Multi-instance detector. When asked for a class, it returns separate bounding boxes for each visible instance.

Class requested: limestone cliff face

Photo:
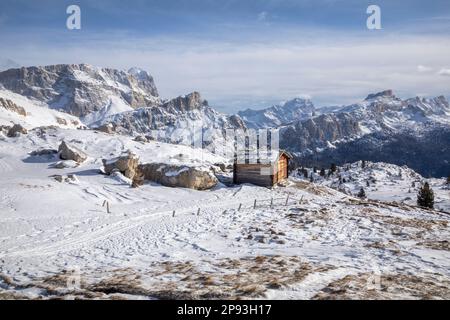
[281,113,361,151]
[0,64,160,117]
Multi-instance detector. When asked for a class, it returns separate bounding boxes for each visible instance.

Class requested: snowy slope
[0,128,449,300]
[0,88,82,129]
[295,161,450,213]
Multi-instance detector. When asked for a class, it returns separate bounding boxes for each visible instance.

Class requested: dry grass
[313,273,450,300]
[8,256,321,300]
[417,240,450,251]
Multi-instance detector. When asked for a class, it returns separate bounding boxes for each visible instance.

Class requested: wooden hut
[233,150,292,187]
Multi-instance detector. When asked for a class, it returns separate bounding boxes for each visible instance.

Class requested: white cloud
[257,11,268,21]
[2,29,450,112]
[438,68,450,76]
[417,65,433,73]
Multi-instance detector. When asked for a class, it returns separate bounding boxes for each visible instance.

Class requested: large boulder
[7,124,27,137]
[58,141,87,163]
[102,152,139,180]
[138,163,218,190]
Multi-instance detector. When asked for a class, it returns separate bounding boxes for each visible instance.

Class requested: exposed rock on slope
[102,152,140,180]
[58,141,87,163]
[138,163,218,190]
[0,98,26,116]
[7,124,27,137]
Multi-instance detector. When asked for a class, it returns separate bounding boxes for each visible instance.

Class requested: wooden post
[299,195,304,204]
[238,203,242,211]
[172,210,176,217]
[270,198,273,208]
[106,202,110,214]
[254,199,257,209]
[197,208,200,216]
[285,195,290,206]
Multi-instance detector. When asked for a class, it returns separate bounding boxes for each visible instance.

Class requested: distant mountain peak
[365,90,396,101]
[0,58,20,72]
[238,97,315,129]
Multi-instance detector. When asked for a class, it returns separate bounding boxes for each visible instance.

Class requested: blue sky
[1,0,450,112]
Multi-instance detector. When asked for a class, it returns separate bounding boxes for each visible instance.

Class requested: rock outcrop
[29,148,58,156]
[102,152,139,180]
[0,98,26,116]
[58,141,87,163]
[7,124,27,137]
[138,163,218,190]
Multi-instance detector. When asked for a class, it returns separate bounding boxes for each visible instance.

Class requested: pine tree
[417,182,434,209]
[303,169,308,179]
[320,168,326,177]
[362,160,366,169]
[330,163,337,174]
[357,187,366,199]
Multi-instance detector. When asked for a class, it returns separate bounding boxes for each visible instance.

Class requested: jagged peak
[162,91,208,112]
[364,90,396,101]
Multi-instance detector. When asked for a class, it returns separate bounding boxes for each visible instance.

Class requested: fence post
[172,210,176,217]
[254,199,257,209]
[285,195,290,206]
[238,204,242,211]
[270,198,273,208]
[197,208,200,216]
[102,200,106,207]
[299,195,304,204]
[106,202,110,214]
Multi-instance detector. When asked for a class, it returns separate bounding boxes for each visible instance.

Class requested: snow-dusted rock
[94,123,115,134]
[7,124,27,137]
[29,148,58,156]
[133,135,148,143]
[58,141,87,163]
[102,151,140,180]
[52,174,79,184]
[52,160,79,169]
[139,163,218,190]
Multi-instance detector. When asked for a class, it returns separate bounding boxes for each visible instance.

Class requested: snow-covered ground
[0,129,449,300]
[295,161,450,213]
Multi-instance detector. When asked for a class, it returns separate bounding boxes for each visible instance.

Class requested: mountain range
[0,64,449,177]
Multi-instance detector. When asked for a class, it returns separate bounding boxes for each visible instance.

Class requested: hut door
[278,156,287,180]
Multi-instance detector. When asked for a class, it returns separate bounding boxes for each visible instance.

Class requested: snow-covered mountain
[0,64,246,148]
[95,91,246,148]
[238,97,315,129]
[0,64,160,118]
[282,90,450,177]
